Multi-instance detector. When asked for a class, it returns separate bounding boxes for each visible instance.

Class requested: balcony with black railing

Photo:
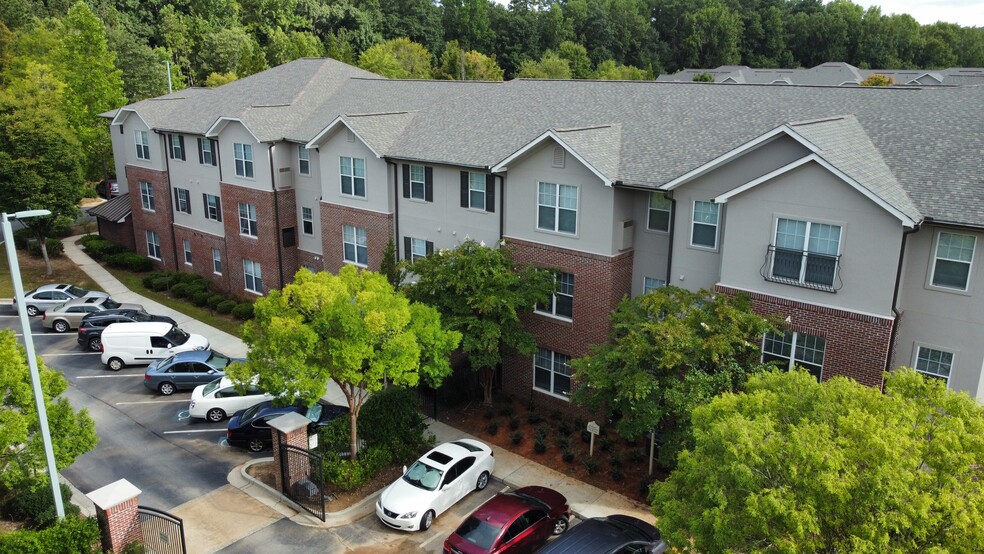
[761,245,841,292]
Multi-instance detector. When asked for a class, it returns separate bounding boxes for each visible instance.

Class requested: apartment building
[99,58,984,405]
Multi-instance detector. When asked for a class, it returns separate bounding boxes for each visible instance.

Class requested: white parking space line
[162,429,227,435]
[115,399,189,405]
[75,374,144,379]
[43,352,101,357]
[13,333,74,337]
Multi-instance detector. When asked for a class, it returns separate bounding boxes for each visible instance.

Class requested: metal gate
[138,506,186,554]
[279,443,326,521]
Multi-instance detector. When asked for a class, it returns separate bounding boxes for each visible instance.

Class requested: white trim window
[408,237,429,263]
[342,225,367,266]
[762,331,825,382]
[648,193,671,232]
[174,188,191,214]
[183,240,192,265]
[643,277,666,294]
[212,248,222,275]
[169,134,185,160]
[243,259,263,294]
[234,143,254,178]
[301,207,314,235]
[468,172,487,210]
[340,156,366,197]
[931,232,975,291]
[691,201,719,248]
[536,271,574,319]
[204,194,222,222]
[534,347,572,398]
[199,138,215,166]
[298,147,310,175]
[238,203,258,237]
[139,181,155,211]
[146,231,161,260]
[135,130,150,160]
[914,346,953,385]
[409,164,426,200]
[537,182,578,234]
[771,218,841,288]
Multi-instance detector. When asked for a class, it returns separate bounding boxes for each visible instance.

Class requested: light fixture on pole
[1,209,65,521]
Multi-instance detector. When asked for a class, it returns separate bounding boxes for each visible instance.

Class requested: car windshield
[66,285,88,297]
[239,402,265,423]
[205,351,233,369]
[158,355,175,368]
[102,299,121,309]
[52,302,67,311]
[164,327,190,345]
[454,517,502,551]
[131,311,151,322]
[402,460,444,491]
[202,378,223,397]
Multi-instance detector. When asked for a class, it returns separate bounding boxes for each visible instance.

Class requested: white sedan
[188,377,274,422]
[376,439,494,532]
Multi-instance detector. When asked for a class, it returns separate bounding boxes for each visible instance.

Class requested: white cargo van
[100,321,209,371]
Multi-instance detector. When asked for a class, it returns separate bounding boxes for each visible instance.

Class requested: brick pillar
[269,412,312,493]
[86,479,142,553]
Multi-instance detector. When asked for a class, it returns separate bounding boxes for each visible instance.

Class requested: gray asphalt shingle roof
[86,193,131,222]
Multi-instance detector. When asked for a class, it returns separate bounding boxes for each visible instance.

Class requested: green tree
[231,267,460,459]
[0,330,98,488]
[571,287,777,466]
[514,49,571,78]
[592,59,652,80]
[860,73,895,86]
[0,62,84,275]
[378,237,405,288]
[204,71,238,87]
[692,71,714,82]
[681,0,744,68]
[652,369,984,553]
[557,40,592,79]
[405,239,554,405]
[432,40,504,80]
[357,37,433,78]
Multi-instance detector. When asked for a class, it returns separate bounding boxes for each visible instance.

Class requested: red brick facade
[271,425,309,493]
[172,226,231,292]
[502,238,634,405]
[125,165,173,271]
[297,249,325,273]
[96,217,135,252]
[716,285,894,388]
[320,202,394,274]
[95,495,141,552]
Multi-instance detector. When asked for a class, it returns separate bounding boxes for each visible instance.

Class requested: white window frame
[913,345,954,386]
[342,225,368,266]
[340,156,366,198]
[770,218,841,288]
[535,271,574,320]
[205,194,221,222]
[234,143,254,178]
[238,203,258,237]
[647,193,671,233]
[409,164,426,200]
[690,200,719,249]
[135,130,150,160]
[200,139,214,165]
[212,248,222,275]
[175,188,191,214]
[409,237,428,263]
[762,330,825,381]
[468,172,486,210]
[533,347,572,399]
[183,239,192,265]
[243,259,263,294]
[139,181,155,211]
[643,277,666,294]
[301,207,314,235]
[169,134,184,160]
[298,147,310,176]
[537,182,578,235]
[146,231,161,260]
[930,231,976,292]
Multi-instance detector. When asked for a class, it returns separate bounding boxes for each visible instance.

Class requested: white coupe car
[376,439,495,532]
[188,376,274,422]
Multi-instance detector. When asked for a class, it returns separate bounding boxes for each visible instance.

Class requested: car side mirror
[402,465,408,475]
[166,343,173,349]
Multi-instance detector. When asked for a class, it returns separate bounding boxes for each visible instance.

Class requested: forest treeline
[2,0,983,103]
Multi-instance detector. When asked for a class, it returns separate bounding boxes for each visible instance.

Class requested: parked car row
[18,283,109,317]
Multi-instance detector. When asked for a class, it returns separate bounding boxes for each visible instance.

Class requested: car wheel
[206,408,226,422]
[248,438,266,453]
[87,337,102,352]
[53,320,69,333]
[553,515,570,535]
[26,305,39,317]
[475,471,489,491]
[158,382,176,396]
[420,510,435,531]
[107,357,124,371]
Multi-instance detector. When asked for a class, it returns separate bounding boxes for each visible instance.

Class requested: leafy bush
[27,238,64,257]
[610,452,623,469]
[79,234,101,248]
[232,302,254,320]
[0,514,100,553]
[508,417,520,431]
[192,290,211,307]
[142,271,167,289]
[609,467,624,482]
[359,387,433,462]
[0,480,80,529]
[498,405,515,417]
[322,447,393,491]
[584,457,599,475]
[600,437,615,453]
[485,421,499,435]
[13,228,34,249]
[170,283,190,298]
[107,252,153,272]
[533,437,547,454]
[207,294,226,310]
[526,412,543,424]
[81,237,126,260]
[150,276,173,291]
[629,449,645,463]
[558,421,573,436]
[216,299,237,314]
[175,272,206,285]
[555,436,571,450]
[535,425,550,443]
[562,448,575,463]
[511,431,523,445]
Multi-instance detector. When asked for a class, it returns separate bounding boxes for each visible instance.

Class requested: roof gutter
[886,223,921,378]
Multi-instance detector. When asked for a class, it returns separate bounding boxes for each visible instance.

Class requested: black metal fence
[138,506,186,554]
[279,443,326,521]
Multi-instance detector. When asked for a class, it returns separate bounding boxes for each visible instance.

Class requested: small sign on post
[586,421,601,456]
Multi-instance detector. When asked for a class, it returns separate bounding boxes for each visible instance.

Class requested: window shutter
[486,174,496,213]
[424,167,433,202]
[197,138,204,164]
[402,164,410,198]
[460,172,468,208]
[174,188,180,207]
[186,191,191,214]
[215,197,222,222]
[167,134,174,159]
[425,241,434,255]
[210,140,218,166]
[403,237,411,260]
[202,193,208,215]
[178,136,186,161]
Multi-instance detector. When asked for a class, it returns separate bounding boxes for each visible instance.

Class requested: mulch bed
[246,459,404,512]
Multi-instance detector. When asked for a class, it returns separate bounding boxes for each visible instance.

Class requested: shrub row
[139,271,255,320]
[0,515,100,553]
[79,235,127,261]
[26,238,64,258]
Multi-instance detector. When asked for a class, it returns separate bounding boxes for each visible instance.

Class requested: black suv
[77,310,177,351]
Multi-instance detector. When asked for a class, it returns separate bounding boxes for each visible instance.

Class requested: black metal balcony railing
[761,246,841,292]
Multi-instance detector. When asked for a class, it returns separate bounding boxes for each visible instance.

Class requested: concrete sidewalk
[60,234,655,550]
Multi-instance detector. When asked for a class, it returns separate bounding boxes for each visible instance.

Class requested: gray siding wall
[168,134,223,237]
[317,130,390,214]
[109,124,129,193]
[124,117,166,173]
[293,143,323,255]
[630,189,671,296]
[218,124,270,192]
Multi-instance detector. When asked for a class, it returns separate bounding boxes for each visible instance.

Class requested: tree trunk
[40,239,52,276]
[479,366,494,406]
[349,409,359,461]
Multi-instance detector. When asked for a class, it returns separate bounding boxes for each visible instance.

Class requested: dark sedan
[444,486,571,554]
[143,349,243,396]
[77,310,178,351]
[533,515,667,554]
[226,399,349,453]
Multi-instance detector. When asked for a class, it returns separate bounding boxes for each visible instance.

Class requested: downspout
[664,192,676,286]
[157,130,180,271]
[495,174,505,240]
[886,223,921,375]
[269,143,285,290]
[215,137,231,292]
[387,159,399,257]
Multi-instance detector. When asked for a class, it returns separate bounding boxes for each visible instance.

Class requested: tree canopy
[651,368,984,553]
[232,266,461,459]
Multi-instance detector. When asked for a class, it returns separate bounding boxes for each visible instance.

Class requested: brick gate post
[86,479,142,553]
[269,412,312,493]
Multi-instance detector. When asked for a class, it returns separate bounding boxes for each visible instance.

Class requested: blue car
[143,349,243,396]
[226,399,349,452]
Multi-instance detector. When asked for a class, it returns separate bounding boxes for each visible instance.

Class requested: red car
[444,486,571,554]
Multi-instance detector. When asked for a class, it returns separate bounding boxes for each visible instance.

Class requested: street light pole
[1,210,65,521]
